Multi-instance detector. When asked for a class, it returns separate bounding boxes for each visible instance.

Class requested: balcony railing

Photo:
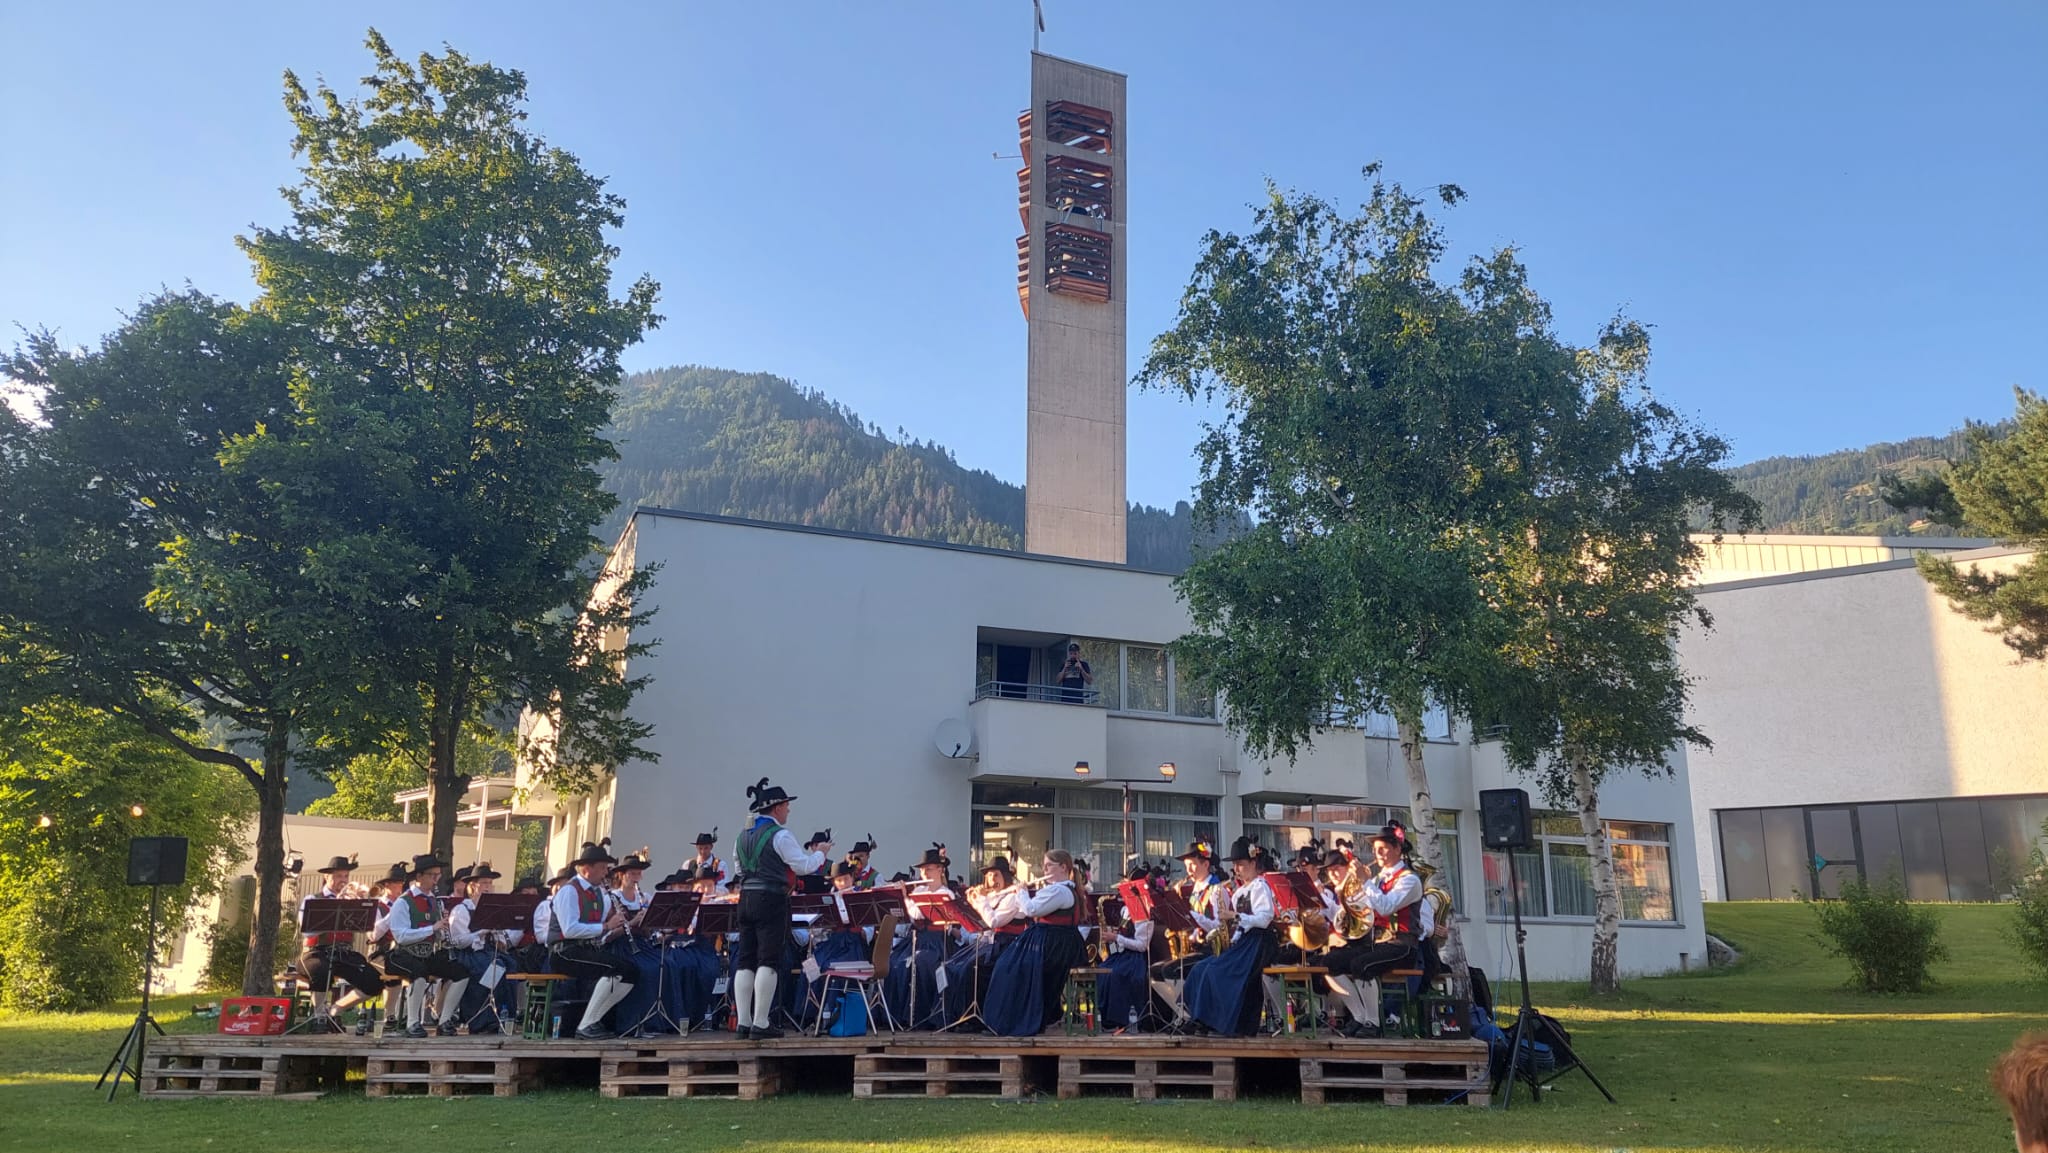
[974,680,1103,707]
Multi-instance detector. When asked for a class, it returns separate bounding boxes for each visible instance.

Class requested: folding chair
[811,914,898,1035]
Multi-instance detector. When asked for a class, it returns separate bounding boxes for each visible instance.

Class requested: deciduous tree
[237,32,662,864]
[1137,169,1587,994]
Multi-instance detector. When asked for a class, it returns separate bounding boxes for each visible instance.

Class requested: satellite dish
[933,718,973,759]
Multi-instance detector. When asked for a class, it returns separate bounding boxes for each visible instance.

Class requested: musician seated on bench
[550,843,637,1040]
[385,854,473,1038]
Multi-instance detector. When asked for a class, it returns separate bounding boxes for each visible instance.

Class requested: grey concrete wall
[1024,52,1126,564]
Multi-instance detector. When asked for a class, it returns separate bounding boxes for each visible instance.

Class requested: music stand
[283,899,378,1035]
[909,891,987,1031]
[626,892,701,1036]
[692,902,739,1029]
[451,895,533,1033]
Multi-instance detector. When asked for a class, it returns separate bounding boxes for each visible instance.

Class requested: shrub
[2002,820,2048,980]
[1810,869,1946,993]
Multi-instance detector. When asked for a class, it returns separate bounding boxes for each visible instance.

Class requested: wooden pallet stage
[140,1030,1489,1105]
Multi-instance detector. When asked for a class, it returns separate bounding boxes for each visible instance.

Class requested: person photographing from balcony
[734,777,829,1040]
[1057,642,1094,703]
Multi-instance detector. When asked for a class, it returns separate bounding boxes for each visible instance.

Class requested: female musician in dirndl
[939,856,1023,1024]
[981,849,1087,1037]
[1097,865,1167,1032]
[799,860,875,1029]
[883,844,954,1029]
[1181,837,1278,1036]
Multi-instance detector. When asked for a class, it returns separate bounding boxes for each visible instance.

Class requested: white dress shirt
[533,894,557,944]
[1113,918,1154,954]
[552,877,609,942]
[1231,876,1275,937]
[388,886,438,946]
[1361,865,1422,919]
[1017,879,1076,919]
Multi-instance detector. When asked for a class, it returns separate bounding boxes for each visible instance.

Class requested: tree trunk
[241,718,290,996]
[1572,752,1622,995]
[1396,709,1470,998]
[425,677,467,882]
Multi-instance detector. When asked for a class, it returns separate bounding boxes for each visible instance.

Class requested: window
[1485,815,1676,923]
[971,783,1217,883]
[1124,646,1170,713]
[1716,794,2048,902]
[1243,802,1464,912]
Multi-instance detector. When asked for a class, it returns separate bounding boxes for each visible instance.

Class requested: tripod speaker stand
[1478,789,1615,1110]
[100,837,187,1100]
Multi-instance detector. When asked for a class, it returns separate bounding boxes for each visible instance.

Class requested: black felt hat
[693,830,718,847]
[616,854,651,873]
[830,859,861,880]
[315,854,358,875]
[1223,836,1259,864]
[917,842,950,869]
[549,865,576,885]
[1175,840,1213,862]
[450,864,474,886]
[407,853,447,878]
[746,777,796,814]
[376,861,410,885]
[849,837,877,855]
[981,856,1016,881]
[572,842,617,867]
[466,861,503,882]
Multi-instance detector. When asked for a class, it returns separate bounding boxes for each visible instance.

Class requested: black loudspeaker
[1478,788,1533,850]
[126,836,189,887]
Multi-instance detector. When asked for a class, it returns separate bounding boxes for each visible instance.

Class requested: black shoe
[574,1025,616,1041]
[353,1017,373,1036]
[735,1025,754,1040]
[406,1024,428,1039]
[750,1024,784,1040]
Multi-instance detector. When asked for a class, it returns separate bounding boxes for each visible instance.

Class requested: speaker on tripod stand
[1474,788,1615,1109]
[99,836,187,1099]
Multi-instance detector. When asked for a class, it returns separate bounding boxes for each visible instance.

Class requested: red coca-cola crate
[219,996,292,1035]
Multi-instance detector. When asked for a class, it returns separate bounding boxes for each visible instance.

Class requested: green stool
[1063,967,1109,1036]
[513,973,570,1040]
[1263,964,1329,1037]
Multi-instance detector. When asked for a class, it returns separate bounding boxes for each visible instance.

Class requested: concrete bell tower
[1017,53,1126,564]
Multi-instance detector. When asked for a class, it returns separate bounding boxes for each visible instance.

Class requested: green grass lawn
[2,902,2041,1153]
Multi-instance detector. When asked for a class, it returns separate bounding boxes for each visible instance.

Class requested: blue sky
[3,2,2042,510]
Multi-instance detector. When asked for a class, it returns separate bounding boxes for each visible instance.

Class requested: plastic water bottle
[1127,1006,1139,1032]
[550,1013,562,1040]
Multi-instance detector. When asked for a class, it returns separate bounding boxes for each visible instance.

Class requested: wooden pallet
[1299,1047,1490,1106]
[365,1053,541,1098]
[852,1052,1039,1098]
[599,1049,780,1099]
[1058,1053,1237,1101]
[143,1050,328,1098]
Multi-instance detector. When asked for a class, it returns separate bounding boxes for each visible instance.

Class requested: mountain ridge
[595,365,1982,569]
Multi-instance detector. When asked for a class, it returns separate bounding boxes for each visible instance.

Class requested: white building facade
[1680,545,2048,903]
[520,508,1709,982]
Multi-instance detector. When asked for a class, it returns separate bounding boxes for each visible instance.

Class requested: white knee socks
[407,979,429,1028]
[750,966,778,1029]
[732,969,755,1025]
[578,975,634,1032]
[437,978,469,1027]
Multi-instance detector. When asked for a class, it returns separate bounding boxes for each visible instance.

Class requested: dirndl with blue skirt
[1183,927,1276,1036]
[982,923,1086,1037]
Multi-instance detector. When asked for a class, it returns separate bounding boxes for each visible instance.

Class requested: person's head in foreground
[1996,1031,2048,1153]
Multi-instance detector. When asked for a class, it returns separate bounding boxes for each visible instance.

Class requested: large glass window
[1484,815,1675,923]
[1244,801,1463,912]
[971,783,1216,883]
[1715,794,2048,902]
